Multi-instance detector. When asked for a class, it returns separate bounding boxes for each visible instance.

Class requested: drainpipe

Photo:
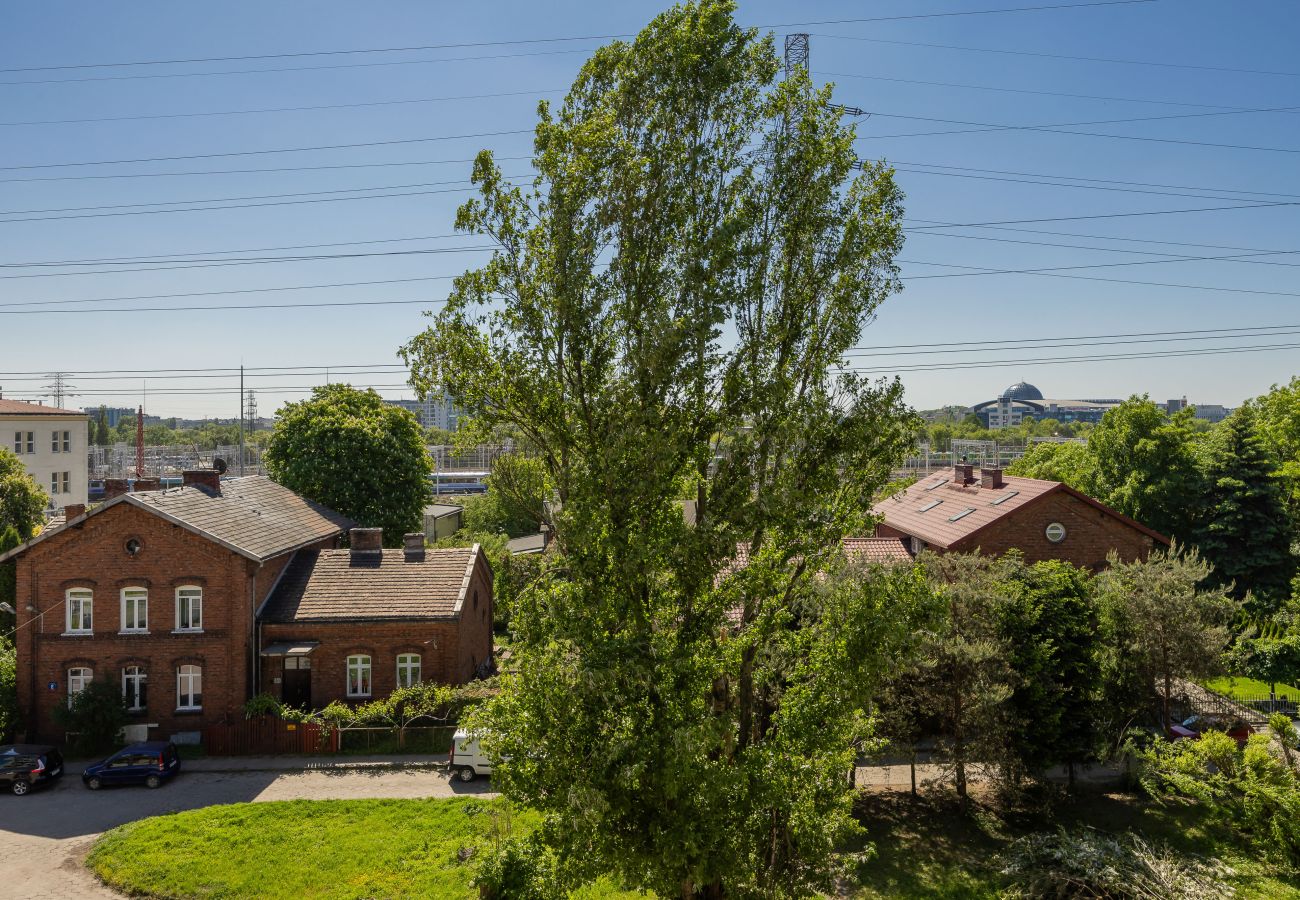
[28,569,38,742]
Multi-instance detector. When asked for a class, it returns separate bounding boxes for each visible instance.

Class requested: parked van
[449,729,493,782]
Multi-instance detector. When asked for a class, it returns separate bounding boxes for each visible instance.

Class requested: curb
[185,758,450,775]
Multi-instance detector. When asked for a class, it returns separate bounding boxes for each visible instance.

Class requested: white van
[450,729,493,782]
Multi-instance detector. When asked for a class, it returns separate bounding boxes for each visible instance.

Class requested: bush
[0,641,18,742]
[52,679,129,754]
[999,827,1234,899]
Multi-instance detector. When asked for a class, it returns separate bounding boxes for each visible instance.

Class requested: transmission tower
[243,389,258,433]
[43,372,73,408]
[783,33,809,77]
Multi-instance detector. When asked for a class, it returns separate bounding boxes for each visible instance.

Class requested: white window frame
[65,589,92,634]
[123,666,147,712]
[24,431,33,454]
[61,471,70,495]
[396,653,421,688]
[61,430,70,452]
[176,665,202,711]
[175,586,203,633]
[51,430,60,453]
[11,432,20,454]
[50,473,59,495]
[68,667,91,707]
[346,655,372,698]
[120,587,148,633]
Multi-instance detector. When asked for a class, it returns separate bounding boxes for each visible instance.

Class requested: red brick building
[0,474,493,744]
[872,465,1168,568]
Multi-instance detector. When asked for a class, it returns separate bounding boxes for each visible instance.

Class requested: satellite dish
[213,457,229,475]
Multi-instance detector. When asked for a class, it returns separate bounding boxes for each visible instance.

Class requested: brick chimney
[104,478,130,500]
[952,463,974,485]
[182,469,222,494]
[350,528,383,557]
[132,478,160,493]
[980,467,1004,489]
[63,503,85,521]
[403,532,426,562]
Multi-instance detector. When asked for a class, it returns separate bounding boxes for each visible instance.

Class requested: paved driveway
[0,765,496,900]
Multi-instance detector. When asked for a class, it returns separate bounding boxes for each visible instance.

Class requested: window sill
[346,695,372,700]
[171,629,204,635]
[174,708,203,715]
[118,630,150,636]
[61,631,93,637]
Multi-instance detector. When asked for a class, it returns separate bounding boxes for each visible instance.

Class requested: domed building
[971,382,1121,429]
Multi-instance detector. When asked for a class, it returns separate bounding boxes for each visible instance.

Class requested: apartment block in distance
[1,399,89,512]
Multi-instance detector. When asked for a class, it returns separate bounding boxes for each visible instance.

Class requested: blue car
[82,741,181,790]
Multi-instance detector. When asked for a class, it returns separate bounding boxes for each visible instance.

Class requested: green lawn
[88,792,1299,899]
[1204,675,1300,700]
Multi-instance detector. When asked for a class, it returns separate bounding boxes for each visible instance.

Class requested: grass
[88,791,1300,899]
[1204,675,1300,700]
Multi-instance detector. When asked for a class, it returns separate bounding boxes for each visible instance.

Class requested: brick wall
[12,501,341,742]
[952,489,1159,568]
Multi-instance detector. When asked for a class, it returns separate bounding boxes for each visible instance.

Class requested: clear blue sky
[1,0,1297,418]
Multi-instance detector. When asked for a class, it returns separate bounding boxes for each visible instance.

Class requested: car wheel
[144,775,162,789]
[457,766,476,783]
[10,780,30,796]
[85,777,102,791]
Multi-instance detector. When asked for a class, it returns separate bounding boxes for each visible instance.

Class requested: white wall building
[1,399,89,513]
[386,391,463,432]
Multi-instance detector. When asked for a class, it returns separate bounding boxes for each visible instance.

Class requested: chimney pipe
[349,528,383,555]
[980,467,1004,489]
[182,469,221,494]
[952,463,974,485]
[403,532,425,561]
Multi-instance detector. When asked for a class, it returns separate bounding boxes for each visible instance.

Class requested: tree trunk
[1162,670,1172,734]
[910,749,917,796]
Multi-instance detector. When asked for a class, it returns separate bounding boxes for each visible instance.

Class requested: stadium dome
[1000,381,1044,401]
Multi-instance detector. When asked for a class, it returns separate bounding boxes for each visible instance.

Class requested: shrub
[999,827,1234,899]
[52,679,129,754]
[0,641,18,742]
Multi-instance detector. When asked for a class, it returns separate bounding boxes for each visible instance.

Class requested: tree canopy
[0,447,47,540]
[403,3,919,894]
[263,384,431,545]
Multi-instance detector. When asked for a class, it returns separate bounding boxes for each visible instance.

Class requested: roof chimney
[349,527,383,558]
[104,478,130,500]
[403,532,425,562]
[63,503,85,521]
[952,463,974,485]
[182,469,221,494]
[979,467,1004,489]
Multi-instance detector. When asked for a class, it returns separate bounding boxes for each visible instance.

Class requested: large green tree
[263,384,431,545]
[402,4,917,894]
[1246,376,1300,517]
[1006,439,1098,491]
[0,447,47,540]
[1194,409,1295,608]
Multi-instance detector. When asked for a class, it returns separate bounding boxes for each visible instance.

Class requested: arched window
[68,667,91,707]
[346,655,372,698]
[176,665,202,711]
[175,586,203,632]
[120,587,148,633]
[65,589,92,634]
[396,653,421,688]
[123,666,147,711]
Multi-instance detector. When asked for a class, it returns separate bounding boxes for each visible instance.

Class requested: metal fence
[336,725,456,755]
[88,444,264,479]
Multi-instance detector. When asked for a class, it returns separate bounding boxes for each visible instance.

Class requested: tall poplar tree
[402,3,917,894]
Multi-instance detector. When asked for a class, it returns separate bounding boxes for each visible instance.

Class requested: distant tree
[0,448,47,539]
[264,384,431,546]
[93,407,110,446]
[1097,548,1235,733]
[1006,440,1098,492]
[1087,397,1202,542]
[1194,409,1295,608]
[0,525,19,631]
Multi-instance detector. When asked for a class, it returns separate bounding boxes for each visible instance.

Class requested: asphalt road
[0,766,496,900]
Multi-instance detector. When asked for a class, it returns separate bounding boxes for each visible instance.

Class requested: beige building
[1,399,89,513]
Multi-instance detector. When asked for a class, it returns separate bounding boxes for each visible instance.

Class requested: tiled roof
[128,476,354,561]
[260,546,479,623]
[843,537,913,562]
[0,399,87,417]
[873,473,1059,549]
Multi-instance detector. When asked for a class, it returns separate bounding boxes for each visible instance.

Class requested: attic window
[947,507,976,522]
[917,499,943,513]
[989,490,1020,506]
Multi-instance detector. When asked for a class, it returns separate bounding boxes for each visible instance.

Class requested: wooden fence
[205,717,339,756]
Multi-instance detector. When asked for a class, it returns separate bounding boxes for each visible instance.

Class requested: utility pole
[238,365,245,476]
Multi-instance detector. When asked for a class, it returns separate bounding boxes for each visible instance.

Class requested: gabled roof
[0,399,87,417]
[872,472,1168,549]
[0,476,354,565]
[259,545,481,623]
[842,537,913,562]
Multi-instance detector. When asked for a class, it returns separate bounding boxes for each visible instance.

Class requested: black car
[0,744,64,796]
[82,741,181,790]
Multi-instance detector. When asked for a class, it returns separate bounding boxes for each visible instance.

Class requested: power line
[840,341,1300,374]
[0,296,452,316]
[905,201,1300,230]
[848,322,1300,353]
[0,155,533,184]
[808,30,1300,79]
[845,328,1300,358]
[0,2,1154,74]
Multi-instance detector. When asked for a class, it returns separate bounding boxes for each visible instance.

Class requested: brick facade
[258,556,493,710]
[12,501,339,742]
[950,489,1158,568]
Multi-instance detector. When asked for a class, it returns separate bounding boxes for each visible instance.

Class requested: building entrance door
[282,656,312,710]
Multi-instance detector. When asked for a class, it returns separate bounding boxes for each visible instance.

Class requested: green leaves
[262,384,431,546]
[0,447,47,540]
